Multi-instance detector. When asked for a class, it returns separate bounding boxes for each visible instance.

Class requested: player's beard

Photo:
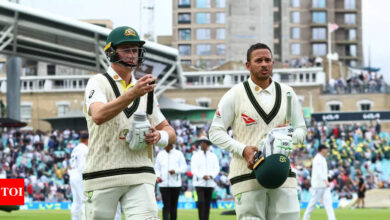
[254,69,271,81]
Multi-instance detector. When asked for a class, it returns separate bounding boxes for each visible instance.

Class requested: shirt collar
[107,66,137,85]
[107,66,121,81]
[248,77,274,94]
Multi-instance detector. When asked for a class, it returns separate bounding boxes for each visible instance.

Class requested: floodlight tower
[140,0,155,42]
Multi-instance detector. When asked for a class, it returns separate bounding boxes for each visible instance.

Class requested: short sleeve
[84,76,108,115]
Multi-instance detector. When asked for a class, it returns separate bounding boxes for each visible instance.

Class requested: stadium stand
[0,118,389,207]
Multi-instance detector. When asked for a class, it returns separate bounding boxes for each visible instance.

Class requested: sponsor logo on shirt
[88,90,95,99]
[241,113,257,126]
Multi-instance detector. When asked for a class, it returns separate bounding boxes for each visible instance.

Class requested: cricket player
[303,145,336,220]
[82,26,176,220]
[69,132,89,220]
[69,133,122,220]
[209,43,307,220]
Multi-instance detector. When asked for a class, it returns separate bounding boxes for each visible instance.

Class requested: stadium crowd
[0,129,79,202]
[0,118,389,203]
[327,72,387,94]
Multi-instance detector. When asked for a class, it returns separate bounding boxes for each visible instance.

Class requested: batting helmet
[253,153,290,189]
[104,26,145,65]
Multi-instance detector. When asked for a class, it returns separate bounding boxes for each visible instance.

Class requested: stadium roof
[0,1,183,93]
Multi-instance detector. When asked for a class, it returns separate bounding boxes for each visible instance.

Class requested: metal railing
[323,82,390,95]
[0,75,90,93]
[182,67,326,89]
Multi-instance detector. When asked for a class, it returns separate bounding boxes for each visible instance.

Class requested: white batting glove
[126,114,151,151]
[259,126,294,157]
[292,127,306,144]
[273,133,293,156]
[258,133,274,158]
[126,127,151,150]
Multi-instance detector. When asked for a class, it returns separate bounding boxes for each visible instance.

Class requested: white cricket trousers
[84,183,159,220]
[302,187,336,220]
[235,188,300,220]
[71,174,85,220]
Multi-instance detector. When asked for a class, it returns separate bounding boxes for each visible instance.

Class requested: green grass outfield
[0,209,389,220]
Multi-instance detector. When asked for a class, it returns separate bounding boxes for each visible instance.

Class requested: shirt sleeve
[209,89,246,156]
[210,153,220,178]
[320,158,328,181]
[150,94,166,127]
[154,153,162,178]
[313,157,327,182]
[290,89,307,144]
[190,153,204,180]
[84,76,108,115]
[176,151,187,174]
[78,147,88,173]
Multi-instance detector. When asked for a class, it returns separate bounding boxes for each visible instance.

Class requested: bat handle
[286,92,292,125]
[146,81,155,115]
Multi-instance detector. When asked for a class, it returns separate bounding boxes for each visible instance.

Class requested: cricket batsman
[209,43,307,220]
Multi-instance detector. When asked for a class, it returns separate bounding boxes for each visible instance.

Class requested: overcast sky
[15,0,390,82]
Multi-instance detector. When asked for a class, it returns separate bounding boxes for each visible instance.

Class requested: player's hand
[325,180,330,187]
[169,170,175,175]
[157,177,162,183]
[130,75,156,98]
[243,146,258,170]
[203,175,209,180]
[145,127,160,145]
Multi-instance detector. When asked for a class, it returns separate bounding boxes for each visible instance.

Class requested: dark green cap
[104,26,145,51]
[253,154,290,189]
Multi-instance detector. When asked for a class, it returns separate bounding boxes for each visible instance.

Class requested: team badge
[88,90,95,99]
[124,28,137,37]
[87,191,93,203]
[236,193,242,205]
[241,113,257,126]
[279,155,287,163]
[119,129,129,140]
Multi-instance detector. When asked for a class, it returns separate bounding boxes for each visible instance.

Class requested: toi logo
[0,179,24,205]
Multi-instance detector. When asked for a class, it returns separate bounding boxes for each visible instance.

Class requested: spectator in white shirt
[155,144,187,220]
[191,136,220,220]
[0,167,6,179]
[303,145,336,220]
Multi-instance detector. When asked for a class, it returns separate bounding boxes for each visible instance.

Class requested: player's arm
[79,149,88,173]
[145,95,176,147]
[210,154,220,179]
[290,89,307,144]
[317,159,328,186]
[88,75,156,125]
[176,152,187,174]
[360,181,365,191]
[154,153,162,177]
[209,89,247,156]
[209,89,258,169]
[190,153,204,180]
[144,120,176,147]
